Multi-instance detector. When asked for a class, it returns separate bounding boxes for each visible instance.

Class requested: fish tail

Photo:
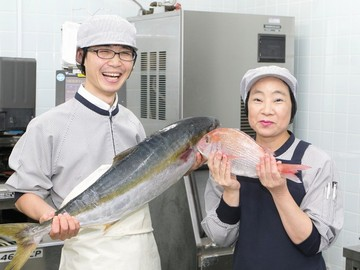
[0,223,39,270]
[278,164,311,183]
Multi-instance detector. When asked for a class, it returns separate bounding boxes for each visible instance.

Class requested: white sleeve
[300,146,343,252]
[6,119,53,199]
[201,175,239,247]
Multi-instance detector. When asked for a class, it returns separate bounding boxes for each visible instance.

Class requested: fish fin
[278,164,311,183]
[112,145,137,165]
[0,223,39,270]
[103,222,118,233]
[6,242,37,270]
[180,148,193,160]
[281,173,302,183]
[225,154,240,160]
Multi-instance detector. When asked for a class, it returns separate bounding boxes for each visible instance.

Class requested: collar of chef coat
[76,85,119,116]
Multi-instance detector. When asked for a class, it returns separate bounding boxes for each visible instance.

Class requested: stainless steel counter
[0,136,21,148]
[0,184,15,210]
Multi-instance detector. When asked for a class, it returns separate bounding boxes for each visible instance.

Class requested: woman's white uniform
[6,86,161,269]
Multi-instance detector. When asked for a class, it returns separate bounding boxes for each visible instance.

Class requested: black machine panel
[0,57,36,132]
[258,34,286,63]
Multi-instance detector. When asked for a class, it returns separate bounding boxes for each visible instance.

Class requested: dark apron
[233,140,326,270]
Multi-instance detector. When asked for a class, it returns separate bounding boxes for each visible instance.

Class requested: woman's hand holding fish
[256,153,287,193]
[256,153,314,244]
[40,211,80,241]
[208,151,240,207]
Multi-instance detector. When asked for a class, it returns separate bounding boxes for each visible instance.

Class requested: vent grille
[140,51,167,120]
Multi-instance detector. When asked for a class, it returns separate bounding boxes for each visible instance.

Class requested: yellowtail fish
[196,127,310,183]
[0,116,220,270]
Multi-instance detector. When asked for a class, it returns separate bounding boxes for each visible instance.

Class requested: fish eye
[205,135,210,143]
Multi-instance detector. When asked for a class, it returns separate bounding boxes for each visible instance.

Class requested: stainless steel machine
[0,57,63,270]
[127,10,295,270]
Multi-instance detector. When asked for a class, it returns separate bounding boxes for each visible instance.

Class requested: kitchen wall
[0,0,359,269]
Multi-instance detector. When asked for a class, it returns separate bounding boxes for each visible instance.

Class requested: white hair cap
[76,15,137,50]
[240,65,297,102]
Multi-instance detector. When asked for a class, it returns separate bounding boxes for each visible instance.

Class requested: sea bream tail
[0,223,40,270]
[278,164,311,183]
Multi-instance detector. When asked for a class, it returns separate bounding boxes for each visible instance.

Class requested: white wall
[1,0,359,269]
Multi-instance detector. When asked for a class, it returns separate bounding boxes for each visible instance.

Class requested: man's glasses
[88,48,137,62]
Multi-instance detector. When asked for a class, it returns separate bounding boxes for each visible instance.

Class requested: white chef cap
[76,15,137,50]
[240,65,297,102]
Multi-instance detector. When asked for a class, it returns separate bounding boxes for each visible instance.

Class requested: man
[6,15,161,269]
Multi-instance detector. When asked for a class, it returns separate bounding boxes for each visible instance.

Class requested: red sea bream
[196,127,310,182]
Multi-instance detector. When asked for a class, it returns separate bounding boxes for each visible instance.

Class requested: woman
[201,66,343,269]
